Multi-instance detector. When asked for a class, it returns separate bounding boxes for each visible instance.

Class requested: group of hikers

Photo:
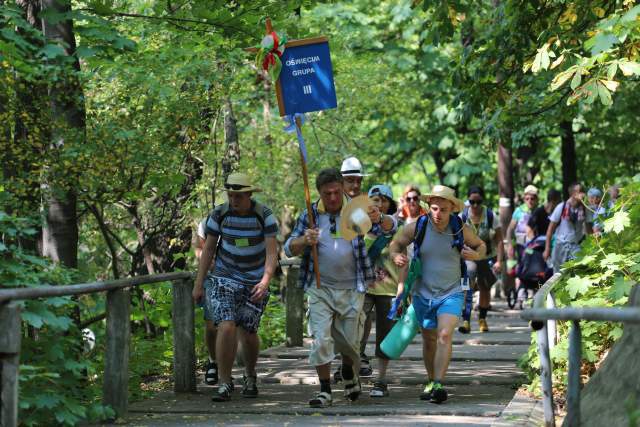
[191,157,616,407]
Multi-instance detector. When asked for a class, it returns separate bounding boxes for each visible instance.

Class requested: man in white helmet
[341,157,368,198]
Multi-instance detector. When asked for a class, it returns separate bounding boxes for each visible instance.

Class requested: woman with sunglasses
[399,185,427,224]
[458,186,504,333]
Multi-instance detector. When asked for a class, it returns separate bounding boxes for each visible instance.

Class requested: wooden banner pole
[295,115,321,289]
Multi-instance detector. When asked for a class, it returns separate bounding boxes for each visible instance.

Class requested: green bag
[380,259,422,360]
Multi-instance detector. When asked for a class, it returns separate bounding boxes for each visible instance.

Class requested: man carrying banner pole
[284,168,395,408]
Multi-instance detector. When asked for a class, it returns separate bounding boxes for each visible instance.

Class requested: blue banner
[279,40,338,115]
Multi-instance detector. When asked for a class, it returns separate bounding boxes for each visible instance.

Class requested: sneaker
[479,318,489,333]
[458,320,471,334]
[420,381,434,400]
[369,381,389,397]
[309,391,332,408]
[212,382,233,402]
[204,361,218,385]
[343,377,361,401]
[430,382,448,404]
[241,375,258,398]
[359,359,373,377]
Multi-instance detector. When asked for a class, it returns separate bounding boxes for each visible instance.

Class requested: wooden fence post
[103,288,130,418]
[172,278,196,392]
[0,302,21,427]
[285,266,304,347]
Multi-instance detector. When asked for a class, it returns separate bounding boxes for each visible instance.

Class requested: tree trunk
[497,142,515,294]
[560,120,577,199]
[40,0,84,270]
[221,97,240,181]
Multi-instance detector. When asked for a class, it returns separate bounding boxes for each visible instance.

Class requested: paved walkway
[126,300,536,426]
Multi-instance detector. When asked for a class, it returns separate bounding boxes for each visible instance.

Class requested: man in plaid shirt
[284,168,395,408]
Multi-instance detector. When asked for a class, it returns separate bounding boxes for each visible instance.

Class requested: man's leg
[433,314,458,380]
[238,328,259,377]
[332,290,365,401]
[204,320,218,385]
[207,277,239,400]
[205,321,217,360]
[308,287,336,407]
[421,328,437,380]
[216,320,238,385]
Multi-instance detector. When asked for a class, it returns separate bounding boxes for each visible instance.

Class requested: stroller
[507,235,552,309]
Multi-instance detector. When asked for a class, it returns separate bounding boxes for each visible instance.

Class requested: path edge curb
[491,386,544,426]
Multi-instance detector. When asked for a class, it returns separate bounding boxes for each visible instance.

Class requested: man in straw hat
[193,172,279,402]
[390,185,486,403]
[284,168,395,408]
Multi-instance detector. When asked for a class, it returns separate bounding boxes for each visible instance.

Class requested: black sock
[479,308,488,319]
[320,379,331,394]
[341,364,354,380]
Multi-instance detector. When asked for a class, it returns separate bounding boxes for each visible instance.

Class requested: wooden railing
[0,259,304,427]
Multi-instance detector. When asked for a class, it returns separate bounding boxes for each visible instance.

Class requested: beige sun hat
[421,185,465,213]
[340,195,373,241]
[224,173,262,193]
[524,184,539,196]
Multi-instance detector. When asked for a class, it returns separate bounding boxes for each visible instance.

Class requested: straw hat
[340,195,373,241]
[524,184,538,196]
[421,185,465,213]
[224,173,262,193]
[340,157,369,177]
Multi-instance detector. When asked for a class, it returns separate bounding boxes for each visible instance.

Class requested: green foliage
[0,212,114,425]
[520,179,640,394]
[258,294,288,350]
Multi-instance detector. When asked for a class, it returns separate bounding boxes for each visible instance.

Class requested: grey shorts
[205,276,270,333]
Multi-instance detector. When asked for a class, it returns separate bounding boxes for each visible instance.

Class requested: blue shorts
[412,291,464,330]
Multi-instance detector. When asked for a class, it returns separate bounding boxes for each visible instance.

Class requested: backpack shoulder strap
[214,202,230,229]
[449,214,465,251]
[413,214,429,260]
[461,207,469,224]
[487,207,494,229]
[252,200,267,229]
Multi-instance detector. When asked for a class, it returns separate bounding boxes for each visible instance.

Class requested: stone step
[125,413,500,427]
[129,383,515,418]
[261,343,529,362]
[253,358,524,386]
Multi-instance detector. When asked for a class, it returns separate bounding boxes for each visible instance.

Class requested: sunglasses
[225,183,249,191]
[405,196,420,202]
[468,199,483,206]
